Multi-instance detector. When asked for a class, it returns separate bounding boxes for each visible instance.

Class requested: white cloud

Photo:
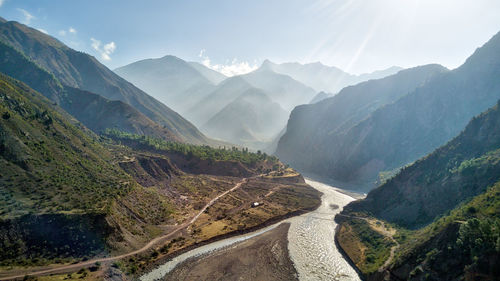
[0,0,5,7]
[59,27,76,37]
[103,41,116,54]
[59,27,76,36]
[90,38,116,61]
[199,50,257,77]
[37,28,48,34]
[17,8,34,24]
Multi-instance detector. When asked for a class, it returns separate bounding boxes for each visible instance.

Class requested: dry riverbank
[162,223,297,281]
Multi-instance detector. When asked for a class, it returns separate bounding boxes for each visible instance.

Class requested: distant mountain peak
[258,59,276,71]
[159,54,183,62]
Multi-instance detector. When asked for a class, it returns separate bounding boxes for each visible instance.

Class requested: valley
[1,4,500,281]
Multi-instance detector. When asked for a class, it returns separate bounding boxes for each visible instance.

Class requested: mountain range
[0,18,322,277]
[261,59,402,94]
[116,55,400,149]
[114,55,225,115]
[0,40,181,142]
[0,18,209,144]
[276,30,500,190]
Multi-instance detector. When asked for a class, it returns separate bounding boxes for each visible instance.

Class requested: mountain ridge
[0,19,208,144]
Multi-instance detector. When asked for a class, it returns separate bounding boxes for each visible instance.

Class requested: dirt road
[0,177,251,281]
[336,213,400,272]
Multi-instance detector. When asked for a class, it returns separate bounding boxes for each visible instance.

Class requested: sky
[1,0,500,75]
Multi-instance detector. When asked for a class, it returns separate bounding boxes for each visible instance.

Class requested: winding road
[0,177,251,281]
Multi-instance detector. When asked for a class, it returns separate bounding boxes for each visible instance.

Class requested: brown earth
[163,223,298,281]
[0,144,321,280]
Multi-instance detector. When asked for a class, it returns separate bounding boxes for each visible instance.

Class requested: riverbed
[140,178,361,281]
[287,179,361,280]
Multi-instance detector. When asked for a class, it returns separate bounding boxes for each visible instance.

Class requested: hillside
[0,73,130,218]
[263,60,402,94]
[336,102,500,280]
[0,18,208,144]
[114,56,219,114]
[0,40,181,141]
[201,88,289,148]
[0,73,321,279]
[276,64,448,188]
[0,73,145,264]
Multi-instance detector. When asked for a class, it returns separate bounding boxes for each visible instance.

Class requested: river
[140,178,361,281]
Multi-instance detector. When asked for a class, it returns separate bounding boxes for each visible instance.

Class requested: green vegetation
[346,102,500,228]
[339,102,500,280]
[346,220,395,274]
[0,74,131,218]
[391,182,500,279]
[0,19,209,144]
[105,128,279,166]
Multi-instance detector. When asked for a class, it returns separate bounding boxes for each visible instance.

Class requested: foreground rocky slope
[0,73,321,280]
[336,102,500,280]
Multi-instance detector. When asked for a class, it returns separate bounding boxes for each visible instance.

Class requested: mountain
[186,76,253,126]
[241,67,317,111]
[0,71,321,274]
[187,68,315,148]
[114,56,221,114]
[336,102,500,280]
[0,72,144,261]
[345,101,500,228]
[0,18,208,144]
[276,64,448,188]
[0,40,181,141]
[309,91,332,104]
[201,88,289,147]
[0,73,131,217]
[262,60,403,94]
[326,31,500,186]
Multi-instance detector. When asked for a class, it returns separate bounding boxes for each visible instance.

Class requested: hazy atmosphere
[1,1,499,281]
[1,0,500,74]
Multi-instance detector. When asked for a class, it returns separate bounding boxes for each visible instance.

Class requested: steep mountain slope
[114,56,218,114]
[278,31,500,188]
[345,101,500,228]
[323,30,500,186]
[0,18,207,144]
[276,64,448,185]
[0,40,180,141]
[0,73,130,218]
[201,88,289,147]
[186,76,253,126]
[336,102,500,280]
[263,60,402,93]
